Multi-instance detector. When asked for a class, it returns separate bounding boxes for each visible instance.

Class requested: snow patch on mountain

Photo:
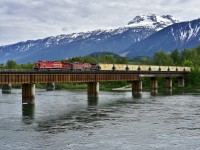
[127,13,179,30]
[122,18,200,57]
[172,21,200,46]
[120,51,130,57]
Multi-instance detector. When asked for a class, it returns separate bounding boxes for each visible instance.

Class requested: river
[0,89,200,150]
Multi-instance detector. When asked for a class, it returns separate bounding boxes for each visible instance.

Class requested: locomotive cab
[34,62,41,71]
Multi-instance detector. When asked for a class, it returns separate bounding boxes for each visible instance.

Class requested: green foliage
[185,68,200,86]
[84,56,97,63]
[170,49,181,65]
[101,55,116,63]
[89,52,120,59]
[65,56,84,63]
[61,53,128,64]
[100,81,128,90]
[117,57,128,64]
[181,48,200,67]
[1,60,34,70]
[140,46,200,88]
[127,56,152,65]
[152,46,200,68]
[0,63,4,69]
[182,60,193,67]
[6,60,17,69]
[153,51,174,65]
[55,83,87,90]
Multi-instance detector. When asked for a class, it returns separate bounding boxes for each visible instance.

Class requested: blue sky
[0,0,199,45]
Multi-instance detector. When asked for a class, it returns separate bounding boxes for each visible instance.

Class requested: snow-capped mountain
[0,14,179,63]
[127,14,179,30]
[122,18,200,57]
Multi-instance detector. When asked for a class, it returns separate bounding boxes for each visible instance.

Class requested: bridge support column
[2,84,12,94]
[132,80,142,94]
[87,82,99,99]
[46,83,55,91]
[178,77,185,87]
[150,77,158,95]
[166,77,172,94]
[22,84,35,104]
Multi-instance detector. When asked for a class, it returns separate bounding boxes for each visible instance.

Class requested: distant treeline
[1,46,200,69]
[61,46,200,69]
[0,60,34,69]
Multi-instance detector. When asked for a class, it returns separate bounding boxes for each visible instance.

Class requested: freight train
[34,60,191,72]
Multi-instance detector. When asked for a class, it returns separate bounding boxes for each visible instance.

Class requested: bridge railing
[0,69,34,72]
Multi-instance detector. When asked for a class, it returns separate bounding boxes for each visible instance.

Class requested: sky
[0,0,199,46]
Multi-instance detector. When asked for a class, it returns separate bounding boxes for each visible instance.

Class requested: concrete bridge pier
[22,84,35,104]
[166,77,172,95]
[2,84,12,94]
[132,80,142,95]
[46,83,55,91]
[150,77,158,95]
[87,82,99,99]
[178,77,185,87]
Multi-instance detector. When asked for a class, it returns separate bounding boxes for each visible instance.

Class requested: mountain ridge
[122,18,200,57]
[0,14,180,63]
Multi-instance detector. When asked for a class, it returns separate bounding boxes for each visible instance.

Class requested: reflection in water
[2,89,200,150]
[34,93,144,133]
[150,92,157,96]
[87,97,98,110]
[22,104,35,124]
[132,93,142,99]
[150,90,173,96]
[34,97,111,133]
[165,89,173,96]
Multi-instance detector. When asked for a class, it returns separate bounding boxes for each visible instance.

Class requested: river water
[0,89,200,150]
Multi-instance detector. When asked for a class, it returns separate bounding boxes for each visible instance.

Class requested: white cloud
[0,0,199,45]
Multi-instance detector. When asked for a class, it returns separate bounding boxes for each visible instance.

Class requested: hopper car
[34,61,191,72]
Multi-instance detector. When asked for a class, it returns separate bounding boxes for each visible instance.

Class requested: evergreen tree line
[0,60,34,70]
[146,46,200,68]
[61,54,128,64]
[2,46,200,69]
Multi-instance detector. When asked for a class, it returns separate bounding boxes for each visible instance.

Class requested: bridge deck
[0,71,189,84]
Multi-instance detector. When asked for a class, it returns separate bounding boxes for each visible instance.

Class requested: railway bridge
[0,69,189,104]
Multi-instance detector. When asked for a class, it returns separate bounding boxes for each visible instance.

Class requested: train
[34,60,191,72]
[34,60,96,71]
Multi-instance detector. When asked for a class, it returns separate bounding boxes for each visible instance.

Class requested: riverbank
[112,85,132,91]
[3,82,200,94]
[51,83,200,94]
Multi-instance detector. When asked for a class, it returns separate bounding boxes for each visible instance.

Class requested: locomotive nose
[34,63,39,68]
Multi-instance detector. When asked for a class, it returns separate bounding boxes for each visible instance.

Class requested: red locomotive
[34,60,96,71]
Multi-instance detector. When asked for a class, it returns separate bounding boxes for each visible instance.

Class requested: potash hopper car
[94,63,191,72]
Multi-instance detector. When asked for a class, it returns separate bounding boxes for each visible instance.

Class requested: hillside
[122,19,200,57]
[0,14,178,63]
